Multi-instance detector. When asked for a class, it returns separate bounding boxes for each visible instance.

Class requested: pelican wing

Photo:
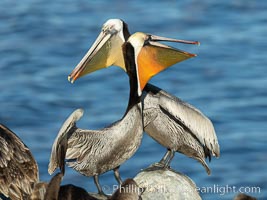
[65,129,109,169]
[48,109,84,175]
[146,83,220,157]
[0,124,39,200]
[64,124,121,172]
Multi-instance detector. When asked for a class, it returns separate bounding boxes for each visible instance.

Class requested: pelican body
[68,19,220,174]
[49,103,142,185]
[142,84,218,173]
[49,80,142,194]
[0,124,39,200]
[0,124,84,200]
[66,107,142,177]
[49,32,174,195]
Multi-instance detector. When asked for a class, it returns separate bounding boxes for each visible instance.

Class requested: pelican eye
[109,26,118,34]
[102,25,118,35]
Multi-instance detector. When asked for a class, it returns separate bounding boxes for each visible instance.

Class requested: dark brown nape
[121,20,131,40]
[110,178,143,200]
[44,173,63,200]
[122,41,141,114]
[58,184,97,200]
[234,193,257,200]
[143,83,161,94]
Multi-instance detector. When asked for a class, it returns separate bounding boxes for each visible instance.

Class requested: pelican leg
[113,166,123,185]
[164,149,175,169]
[93,175,106,196]
[151,149,170,168]
[159,149,171,165]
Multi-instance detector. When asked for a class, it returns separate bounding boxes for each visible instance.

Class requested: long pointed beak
[68,31,112,83]
[149,34,200,45]
[137,34,199,90]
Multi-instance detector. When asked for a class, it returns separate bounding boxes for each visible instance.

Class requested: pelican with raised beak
[49,32,183,195]
[68,19,220,174]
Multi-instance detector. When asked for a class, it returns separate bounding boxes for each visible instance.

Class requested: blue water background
[0,1,266,199]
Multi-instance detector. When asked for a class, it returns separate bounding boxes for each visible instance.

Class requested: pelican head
[125,32,199,90]
[68,19,130,83]
[68,19,199,83]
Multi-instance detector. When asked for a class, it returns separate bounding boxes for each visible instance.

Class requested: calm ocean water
[0,1,266,199]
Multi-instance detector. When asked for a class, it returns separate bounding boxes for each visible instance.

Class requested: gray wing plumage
[65,122,138,175]
[145,83,220,157]
[65,129,108,165]
[0,124,39,200]
[48,108,84,175]
[49,105,143,177]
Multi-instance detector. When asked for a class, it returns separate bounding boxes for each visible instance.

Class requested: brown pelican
[58,183,98,200]
[0,124,39,200]
[0,124,92,200]
[45,172,98,200]
[68,19,220,174]
[49,32,181,195]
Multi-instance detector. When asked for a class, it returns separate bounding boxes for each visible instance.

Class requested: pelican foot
[142,162,173,172]
[163,163,172,170]
[143,162,171,172]
[152,162,165,168]
[153,161,171,169]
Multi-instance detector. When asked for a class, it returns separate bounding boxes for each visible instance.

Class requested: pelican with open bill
[48,32,183,195]
[68,19,220,174]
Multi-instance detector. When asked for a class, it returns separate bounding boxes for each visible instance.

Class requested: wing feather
[48,108,84,175]
[146,83,220,157]
[0,124,39,199]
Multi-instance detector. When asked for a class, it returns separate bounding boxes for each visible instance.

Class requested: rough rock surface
[134,166,202,200]
[87,166,202,200]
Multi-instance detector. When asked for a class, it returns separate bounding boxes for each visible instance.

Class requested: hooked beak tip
[68,75,75,84]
